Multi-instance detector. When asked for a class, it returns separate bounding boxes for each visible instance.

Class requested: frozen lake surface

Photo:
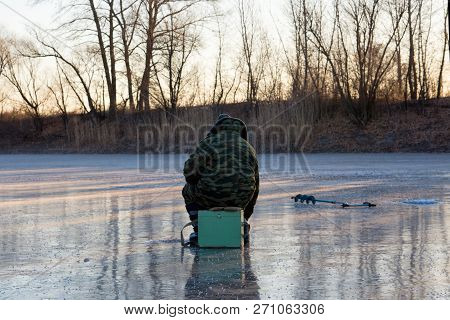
[0,153,449,299]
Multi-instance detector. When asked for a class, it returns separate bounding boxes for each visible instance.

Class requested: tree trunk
[109,0,117,117]
[407,0,418,100]
[137,0,157,112]
[437,8,448,98]
[302,0,308,92]
[116,0,136,111]
[88,0,116,116]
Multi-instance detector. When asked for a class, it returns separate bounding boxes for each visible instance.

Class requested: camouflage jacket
[183,117,259,217]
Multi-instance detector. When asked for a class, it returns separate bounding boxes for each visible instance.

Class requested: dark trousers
[185,203,207,233]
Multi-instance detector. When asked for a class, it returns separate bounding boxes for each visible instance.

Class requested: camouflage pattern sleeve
[183,139,212,185]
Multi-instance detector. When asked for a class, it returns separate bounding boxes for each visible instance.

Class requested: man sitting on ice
[182,114,259,245]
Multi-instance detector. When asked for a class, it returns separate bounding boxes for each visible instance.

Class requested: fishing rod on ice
[292,194,376,208]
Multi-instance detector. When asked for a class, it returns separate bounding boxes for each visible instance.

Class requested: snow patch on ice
[403,199,438,205]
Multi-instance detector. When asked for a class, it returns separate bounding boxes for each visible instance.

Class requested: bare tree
[4,55,48,132]
[223,59,244,104]
[29,40,99,117]
[436,2,448,98]
[152,9,200,109]
[289,0,313,97]
[259,33,284,102]
[136,0,200,111]
[48,63,70,133]
[136,0,165,111]
[238,0,264,105]
[309,0,407,125]
[87,0,117,117]
[406,0,419,100]
[211,13,225,106]
[0,37,9,119]
[388,0,407,99]
[35,0,120,116]
[416,0,432,100]
[0,93,6,119]
[0,36,8,78]
[113,0,142,111]
[29,0,205,114]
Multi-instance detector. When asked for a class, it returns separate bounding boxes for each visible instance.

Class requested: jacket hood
[210,116,248,140]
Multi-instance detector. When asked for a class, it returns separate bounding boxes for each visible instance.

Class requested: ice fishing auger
[292,194,376,208]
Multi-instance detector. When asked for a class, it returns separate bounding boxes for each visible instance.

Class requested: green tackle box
[198,207,243,248]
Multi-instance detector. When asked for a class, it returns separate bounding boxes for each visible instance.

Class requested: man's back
[183,116,259,218]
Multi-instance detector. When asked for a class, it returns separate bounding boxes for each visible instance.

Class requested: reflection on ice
[184,248,259,300]
[0,153,449,299]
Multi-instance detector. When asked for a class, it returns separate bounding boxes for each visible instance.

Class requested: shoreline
[1,100,449,154]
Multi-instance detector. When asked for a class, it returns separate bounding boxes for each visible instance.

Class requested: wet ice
[0,153,449,299]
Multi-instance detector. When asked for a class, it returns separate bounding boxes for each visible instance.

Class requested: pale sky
[0,0,55,36]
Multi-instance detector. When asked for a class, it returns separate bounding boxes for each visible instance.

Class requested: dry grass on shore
[0,98,448,153]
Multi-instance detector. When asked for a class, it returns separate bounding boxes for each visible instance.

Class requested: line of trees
[288,0,449,125]
[0,0,448,133]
